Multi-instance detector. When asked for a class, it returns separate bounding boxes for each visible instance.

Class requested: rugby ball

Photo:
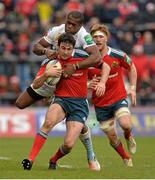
[45,60,62,86]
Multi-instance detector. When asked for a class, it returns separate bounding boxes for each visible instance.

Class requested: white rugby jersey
[43,24,95,58]
[31,83,55,97]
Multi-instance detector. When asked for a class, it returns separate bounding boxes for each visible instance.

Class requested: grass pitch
[0,136,155,179]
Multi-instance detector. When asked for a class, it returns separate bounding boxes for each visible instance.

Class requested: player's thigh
[15,90,35,108]
[44,103,66,127]
[64,121,84,147]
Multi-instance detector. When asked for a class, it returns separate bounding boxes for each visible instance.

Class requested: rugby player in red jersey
[22,33,100,171]
[88,24,137,167]
[18,11,101,171]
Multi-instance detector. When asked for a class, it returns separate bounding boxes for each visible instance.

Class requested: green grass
[0,136,155,179]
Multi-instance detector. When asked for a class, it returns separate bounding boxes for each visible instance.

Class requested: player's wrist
[129,85,136,91]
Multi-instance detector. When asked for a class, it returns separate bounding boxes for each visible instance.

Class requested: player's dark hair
[58,33,76,47]
[67,11,84,24]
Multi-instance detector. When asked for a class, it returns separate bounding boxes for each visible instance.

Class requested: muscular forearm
[77,46,101,69]
[32,43,47,55]
[128,63,137,90]
[33,74,48,89]
[100,63,110,84]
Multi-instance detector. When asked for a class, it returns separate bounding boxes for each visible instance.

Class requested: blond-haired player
[88,23,137,167]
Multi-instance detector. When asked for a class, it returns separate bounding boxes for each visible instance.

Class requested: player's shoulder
[109,47,126,59]
[77,26,89,36]
[77,26,95,46]
[48,24,65,34]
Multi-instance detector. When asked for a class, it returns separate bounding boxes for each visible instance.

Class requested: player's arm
[63,45,101,78]
[122,54,137,106]
[127,63,137,106]
[95,62,110,97]
[78,45,101,68]
[32,38,57,59]
[63,32,101,77]
[33,65,62,89]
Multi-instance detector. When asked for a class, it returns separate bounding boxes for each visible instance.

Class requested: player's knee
[100,120,114,133]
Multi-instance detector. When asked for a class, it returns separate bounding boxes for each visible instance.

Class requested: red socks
[50,146,69,163]
[29,133,47,161]
[111,141,130,159]
[124,129,132,140]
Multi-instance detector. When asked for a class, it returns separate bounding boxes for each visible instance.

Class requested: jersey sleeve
[120,54,132,70]
[34,65,46,79]
[43,27,58,44]
[79,28,95,49]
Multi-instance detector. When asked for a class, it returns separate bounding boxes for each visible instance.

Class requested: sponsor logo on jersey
[112,61,118,67]
[84,35,93,45]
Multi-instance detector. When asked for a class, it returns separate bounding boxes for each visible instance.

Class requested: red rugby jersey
[88,47,132,107]
[55,57,88,98]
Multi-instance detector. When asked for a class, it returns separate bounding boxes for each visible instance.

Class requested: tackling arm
[32,38,57,59]
[63,45,101,77]
[78,45,101,69]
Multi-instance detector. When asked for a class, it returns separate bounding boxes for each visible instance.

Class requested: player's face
[65,16,81,34]
[93,33,107,51]
[58,42,74,60]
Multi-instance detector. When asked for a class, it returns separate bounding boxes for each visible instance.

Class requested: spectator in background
[92,0,107,23]
[143,31,155,55]
[120,31,135,55]
[15,32,32,91]
[131,44,152,105]
[143,2,155,24]
[64,0,84,13]
[15,0,36,17]
[86,16,100,31]
[0,74,8,94]
[117,0,138,21]
[148,55,155,101]
[9,75,20,94]
[104,1,120,24]
[51,10,66,26]
[0,2,6,32]
[83,0,94,22]
[37,0,53,30]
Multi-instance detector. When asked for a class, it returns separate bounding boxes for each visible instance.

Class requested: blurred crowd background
[0,0,155,106]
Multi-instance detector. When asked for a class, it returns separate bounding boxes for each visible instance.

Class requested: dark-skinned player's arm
[63,45,101,77]
[32,38,57,59]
